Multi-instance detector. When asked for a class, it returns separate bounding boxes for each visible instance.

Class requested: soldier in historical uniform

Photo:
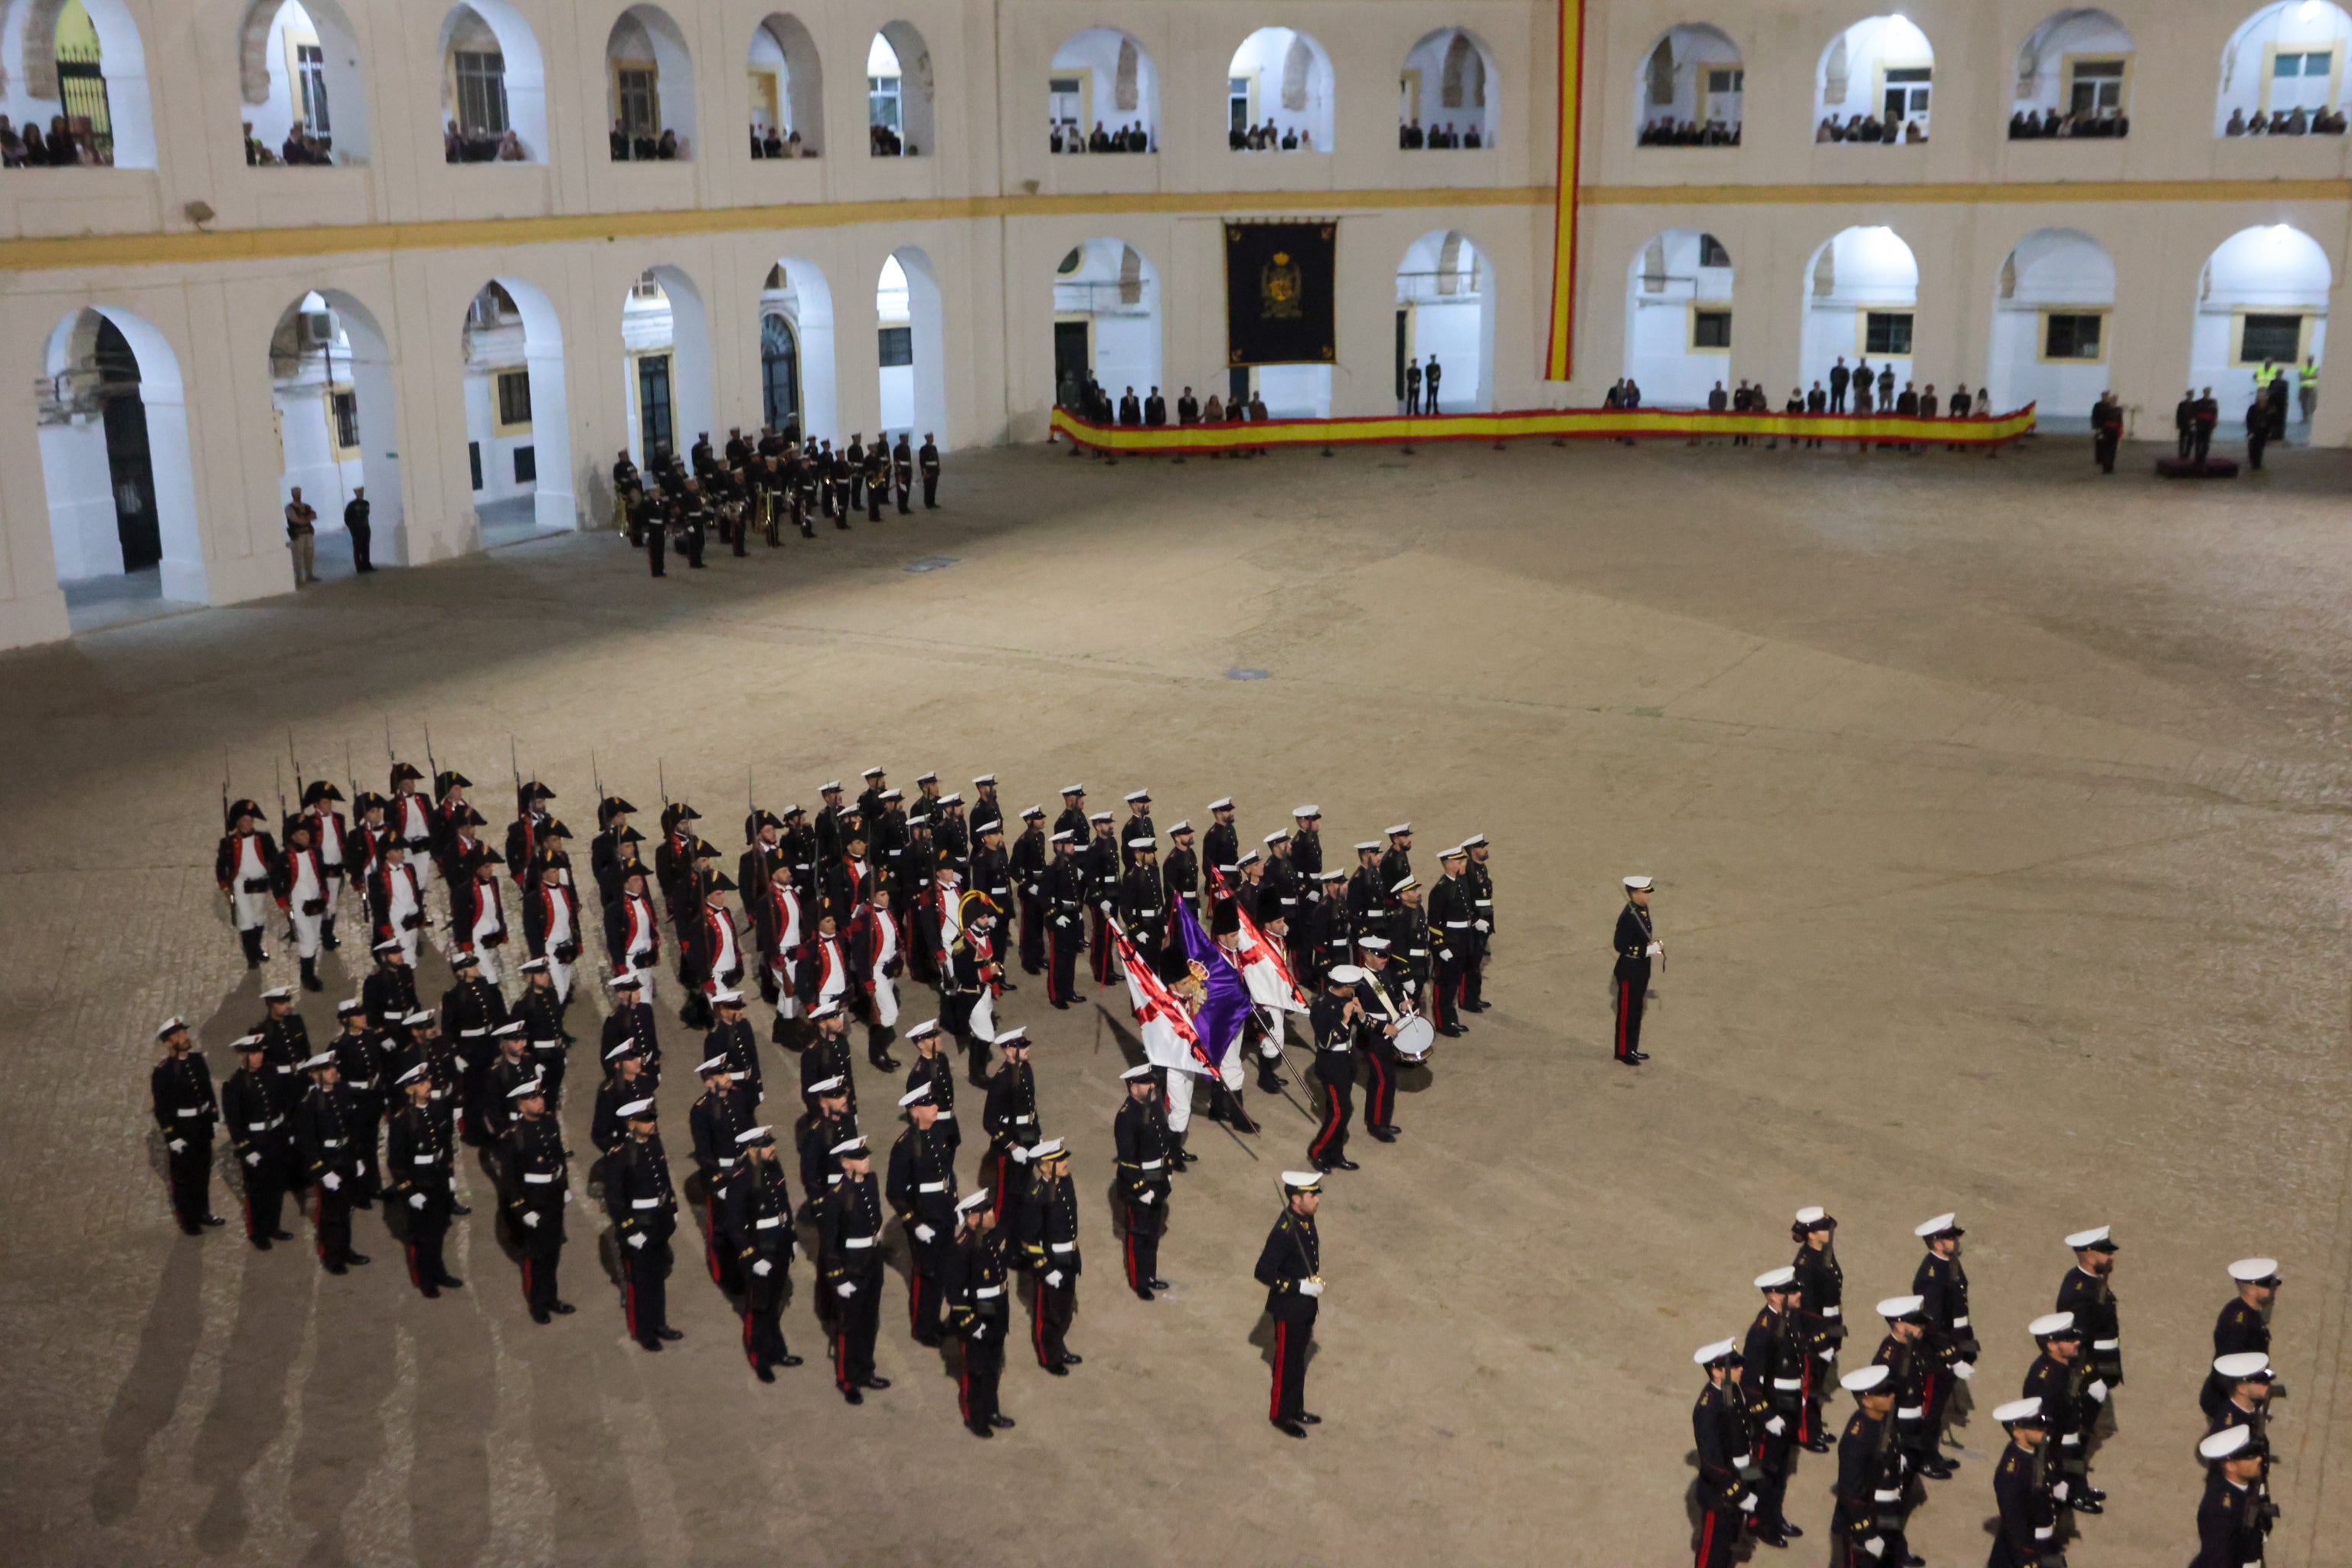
[1112,1064,1173,1299]
[1256,1168,1325,1438]
[501,1079,574,1323]
[217,798,280,968]
[2202,1258,2281,1421]
[151,1018,224,1234]
[385,1063,462,1297]
[1016,1137,1081,1373]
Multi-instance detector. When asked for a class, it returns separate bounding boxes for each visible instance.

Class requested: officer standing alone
[1256,1169,1326,1438]
[1612,875,1658,1063]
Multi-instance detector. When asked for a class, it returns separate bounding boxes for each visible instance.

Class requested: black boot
[320,916,338,951]
[299,956,322,992]
[240,927,266,969]
[1255,1059,1284,1093]
[1223,1086,1260,1135]
[1166,1128,1190,1172]
[867,1027,900,1072]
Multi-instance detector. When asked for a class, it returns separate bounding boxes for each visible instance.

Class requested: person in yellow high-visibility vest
[2299,356,2321,426]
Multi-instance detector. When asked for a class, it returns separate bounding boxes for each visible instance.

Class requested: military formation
[171,760,1506,1440]
[608,423,943,577]
[1688,1210,2288,1566]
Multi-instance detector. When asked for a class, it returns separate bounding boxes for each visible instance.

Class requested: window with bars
[1864,312,1914,355]
[454,51,508,136]
[1691,309,1732,350]
[878,326,913,368]
[330,390,361,449]
[2241,314,2303,364]
[2043,313,2104,361]
[496,370,532,428]
[296,44,332,136]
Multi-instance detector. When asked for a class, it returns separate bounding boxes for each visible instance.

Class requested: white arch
[1799,226,1920,394]
[1050,27,1155,148]
[1986,228,2117,415]
[237,0,370,163]
[2216,2,2352,133]
[868,22,933,155]
[1815,15,1936,141]
[437,2,546,161]
[879,247,946,441]
[620,263,711,468]
[38,305,200,597]
[1401,28,1499,147]
[1225,27,1332,149]
[2011,10,2133,129]
[1397,229,1494,411]
[268,288,403,564]
[749,13,822,153]
[606,3,696,157]
[763,257,836,443]
[1053,237,1161,403]
[459,276,573,532]
[0,0,155,167]
[1633,23,1741,143]
[2192,224,2331,416]
[1623,227,1733,407]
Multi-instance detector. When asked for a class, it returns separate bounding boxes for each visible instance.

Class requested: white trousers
[290,907,323,959]
[230,886,272,933]
[1164,1067,1194,1133]
[548,954,573,1004]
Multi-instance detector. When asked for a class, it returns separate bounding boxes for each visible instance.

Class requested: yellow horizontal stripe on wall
[0,180,2340,273]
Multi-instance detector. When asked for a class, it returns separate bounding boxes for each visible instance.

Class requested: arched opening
[867,24,933,156]
[1986,230,2115,417]
[459,277,573,541]
[39,306,201,626]
[2216,2,2351,136]
[236,0,368,165]
[1225,27,1332,151]
[1400,28,1498,149]
[748,13,822,158]
[1815,15,1935,144]
[269,289,401,576]
[1052,238,1161,413]
[1801,226,1919,401]
[2010,10,2133,139]
[1048,27,1154,153]
[877,249,946,442]
[606,3,694,161]
[1635,23,1742,145]
[437,2,545,162]
[1396,230,1493,411]
[1624,229,1733,407]
[763,259,836,443]
[2193,225,2330,427]
[0,0,156,167]
[620,265,712,472]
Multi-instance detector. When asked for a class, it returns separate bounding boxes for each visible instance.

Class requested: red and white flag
[1109,920,1209,1073]
[1233,900,1307,1014]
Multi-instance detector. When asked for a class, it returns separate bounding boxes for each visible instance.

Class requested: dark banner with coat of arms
[1225,221,1336,368]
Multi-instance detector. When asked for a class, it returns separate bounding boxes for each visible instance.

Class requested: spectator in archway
[611,120,629,161]
[1145,387,1167,426]
[1622,377,1642,407]
[1948,384,1972,419]
[1177,387,1198,423]
[1119,387,1142,426]
[47,116,78,165]
[2300,356,2321,423]
[656,129,678,160]
[345,488,373,573]
[2245,394,2270,469]
[285,488,319,587]
[1402,118,1423,149]
[2225,108,2247,136]
[498,130,527,162]
[2174,389,2196,459]
[1403,357,1421,413]
[1877,364,1895,404]
[1423,355,1442,413]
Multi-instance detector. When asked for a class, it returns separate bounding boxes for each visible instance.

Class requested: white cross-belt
[1821,1305,1841,1318]
[1138,1160,1163,1169]
[1050,1242,1075,1253]
[632,1197,659,1209]
[936,1110,954,1120]
[755,1216,782,1229]
[523,1172,554,1184]
[843,1235,874,1249]
[2092,1338,2118,1349]
[975,1285,1003,1298]
[918,1181,946,1192]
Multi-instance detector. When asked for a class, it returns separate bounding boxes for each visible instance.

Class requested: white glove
[1645,941,1663,957]
[409,1193,426,1210]
[245,1152,261,1166]
[322,1172,341,1191]
[837,1282,856,1298]
[563,1189,572,1204]
[2087,1378,2109,1402]
[914,1223,936,1243]
[168,1138,187,1153]
[752,1259,773,1277]
[1098,900,1113,913]
[626,1232,646,1250]
[1136,1190,1155,1205]
[1011,1146,1030,1165]
[1765,1416,1785,1436]
[1437,949,1454,963]
[1739,1494,1758,1514]
[522,1210,541,1229]
[1045,1269,1064,1287]
[1952,1361,1975,1381]
[1298,1279,1322,1298]
[2051,1480,2069,1503]
[1474,920,1489,933]
[1863,1540,1883,1560]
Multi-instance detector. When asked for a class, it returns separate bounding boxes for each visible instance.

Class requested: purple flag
[1174,901,1250,1070]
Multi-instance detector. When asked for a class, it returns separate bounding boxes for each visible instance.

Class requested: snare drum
[1392,1014,1436,1063]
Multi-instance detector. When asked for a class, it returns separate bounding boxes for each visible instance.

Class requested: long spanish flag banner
[1544,0,1588,381]
[1050,404,2037,456]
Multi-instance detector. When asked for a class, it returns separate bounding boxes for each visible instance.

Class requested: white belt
[1897,1406,1923,1419]
[249,1121,270,1131]
[459,1029,487,1040]
[1443,920,1470,929]
[827,1174,841,1186]
[523,1172,554,1184]
[531,1040,560,1049]
[274,1065,294,1074]
[1010,1114,1034,1125]
[843,1235,875,1249]
[2034,1527,2053,1540]
[2092,1338,2118,1350]
[2060,1433,2080,1446]
[936,1110,954,1121]
[1873,1488,1901,1503]
[321,1139,344,1148]
[1772,1378,1802,1391]
[1474,899,1491,906]
[1138,1160,1163,1170]
[755,1216,782,1230]
[632,1197,659,1209]
[1050,1242,1075,1253]
[1324,1042,1352,1052]
[918,1181,946,1193]
[349,1079,375,1089]
[1821,1305,1841,1318]
[413,1155,435,1165]
[1951,1315,1968,1328]
[1407,948,1426,956]
[975,1285,1003,1298]
[177,1107,201,1117]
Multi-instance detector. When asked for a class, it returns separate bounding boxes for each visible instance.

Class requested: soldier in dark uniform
[1016,1137,1081,1372]
[945,1191,1014,1436]
[1261,829,1302,941]
[843,434,866,512]
[982,1028,1041,1221]
[1375,823,1413,910]
[918,432,941,508]
[502,1080,574,1323]
[1204,798,1240,877]
[2193,1424,2272,1568]
[2208,1353,2275,1438]
[2091,390,2124,472]
[1830,1364,1898,1566]
[827,441,853,526]
[900,1019,959,1158]
[1255,1168,1325,1437]
[1050,783,1089,845]
[1387,877,1432,1030]
[1790,1206,1847,1450]
[1005,805,1047,975]
[1161,818,1200,929]
[1740,1267,1806,1547]
[511,957,570,1107]
[1082,812,1122,985]
[2022,1312,2100,1516]
[1612,875,1658,1063]
[687,1054,754,1292]
[890,433,914,513]
[1305,869,1353,990]
[1118,790,1156,868]
[1344,839,1383,933]
[1044,831,1088,1008]
[1112,1064,1173,1299]
[1690,1339,1756,1568]
[223,1037,292,1249]
[1912,1212,1978,1460]
[606,1099,683,1350]
[1119,837,1166,973]
[1349,944,1408,1139]
[819,1136,891,1403]
[1426,846,1476,1037]
[363,939,421,1047]
[151,1018,224,1233]
[1305,969,1361,1172]
[2193,386,2220,464]
[724,1125,802,1380]
[796,1002,858,1117]
[295,1052,371,1272]
[968,821,1013,973]
[1985,1396,2056,1568]
[328,998,392,1204]
[2056,1225,2123,1406]
[386,1063,462,1295]
[2203,1259,2279,1420]
[1461,832,1495,1010]
[600,970,662,1076]
[887,1083,959,1345]
[1866,1296,1933,1562]
[863,439,888,521]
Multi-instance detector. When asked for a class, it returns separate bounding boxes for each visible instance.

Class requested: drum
[1392,1014,1436,1063]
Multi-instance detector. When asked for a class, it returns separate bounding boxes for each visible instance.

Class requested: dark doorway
[94,318,159,570]
[1395,308,1409,401]
[637,352,673,457]
[761,314,800,430]
[1229,365,1250,406]
[1053,320,1089,402]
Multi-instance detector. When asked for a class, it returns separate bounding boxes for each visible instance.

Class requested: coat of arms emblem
[1259,251,1303,319]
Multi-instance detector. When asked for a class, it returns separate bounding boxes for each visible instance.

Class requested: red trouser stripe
[1695,1511,1714,1568]
[706,1198,723,1282]
[1033,1291,1050,1366]
[835,1327,851,1390]
[626,1281,639,1340]
[1125,1230,1139,1289]
[1270,1321,1287,1419]
[958,1358,972,1424]
[1310,1085,1341,1160]
[1615,982,1632,1057]
[743,1309,757,1368]
[407,1242,422,1290]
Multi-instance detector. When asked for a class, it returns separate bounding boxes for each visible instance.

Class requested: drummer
[1305,969,1361,1173]
[1351,950,1414,1143]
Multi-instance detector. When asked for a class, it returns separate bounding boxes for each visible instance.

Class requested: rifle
[345,742,358,813]
[511,735,535,877]
[275,757,289,841]
[424,722,441,802]
[289,728,305,812]
[221,748,232,833]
